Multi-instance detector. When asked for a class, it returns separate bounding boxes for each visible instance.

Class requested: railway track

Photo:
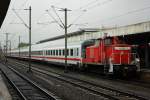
[0,63,61,100]
[0,70,23,100]
[10,58,150,88]
[7,59,148,100]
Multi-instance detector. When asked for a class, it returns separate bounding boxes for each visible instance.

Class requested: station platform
[0,64,12,100]
[140,68,150,83]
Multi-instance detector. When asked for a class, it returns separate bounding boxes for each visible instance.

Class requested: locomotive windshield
[104,38,112,45]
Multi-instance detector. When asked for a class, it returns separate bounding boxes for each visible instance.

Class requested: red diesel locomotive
[82,37,140,76]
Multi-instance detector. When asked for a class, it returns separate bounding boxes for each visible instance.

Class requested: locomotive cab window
[104,38,112,45]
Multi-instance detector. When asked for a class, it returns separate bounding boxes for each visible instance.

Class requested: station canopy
[0,0,10,28]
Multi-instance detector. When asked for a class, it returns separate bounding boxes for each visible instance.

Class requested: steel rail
[1,69,27,100]
[8,60,147,100]
[0,63,61,100]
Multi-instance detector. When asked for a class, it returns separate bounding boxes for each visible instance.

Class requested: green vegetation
[18,42,29,48]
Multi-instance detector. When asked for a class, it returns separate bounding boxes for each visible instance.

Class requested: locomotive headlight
[135,58,140,62]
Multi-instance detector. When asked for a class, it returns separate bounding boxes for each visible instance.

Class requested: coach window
[67,49,69,56]
[54,50,55,56]
[44,51,45,55]
[46,50,48,55]
[49,50,51,55]
[70,49,73,56]
[51,50,53,55]
[61,50,63,56]
[63,49,65,56]
[53,50,54,55]
[77,48,79,56]
[48,50,50,55]
[59,50,61,56]
[47,50,49,55]
[56,50,58,56]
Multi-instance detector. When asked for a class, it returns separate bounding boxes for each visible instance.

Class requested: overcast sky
[1,0,150,48]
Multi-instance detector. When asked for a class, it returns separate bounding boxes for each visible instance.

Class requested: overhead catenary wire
[74,0,100,11]
[50,5,87,29]
[12,9,29,28]
[10,0,29,23]
[68,10,87,28]
[85,0,113,10]
[90,5,150,25]
[74,0,112,11]
[51,6,65,27]
[1,0,29,34]
[46,10,64,28]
